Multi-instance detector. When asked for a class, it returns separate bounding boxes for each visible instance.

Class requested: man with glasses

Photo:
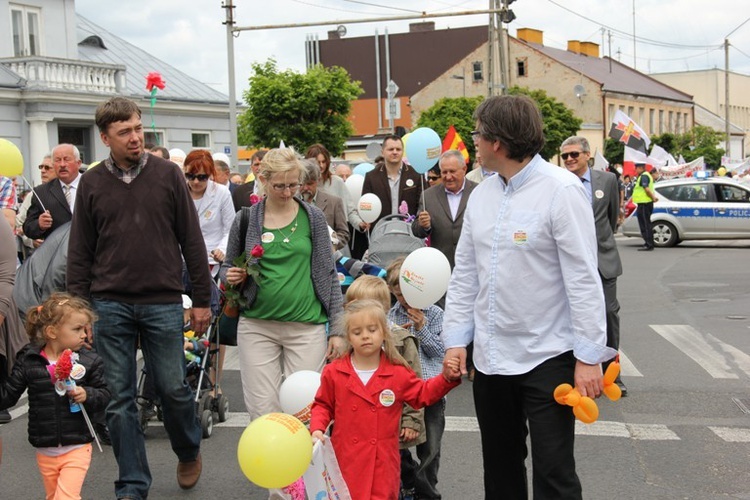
[561,136,626,396]
[23,144,81,241]
[17,155,57,255]
[442,95,616,499]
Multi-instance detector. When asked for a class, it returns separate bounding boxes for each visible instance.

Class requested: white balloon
[398,247,452,309]
[345,174,365,201]
[279,370,321,424]
[168,148,186,167]
[357,193,382,224]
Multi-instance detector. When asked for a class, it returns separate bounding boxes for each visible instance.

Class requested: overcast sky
[76,0,750,98]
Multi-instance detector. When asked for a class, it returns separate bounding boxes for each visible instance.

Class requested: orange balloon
[603,384,622,401]
[553,383,573,405]
[573,396,599,424]
[603,362,620,385]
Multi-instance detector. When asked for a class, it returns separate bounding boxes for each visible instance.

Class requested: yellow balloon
[237,413,312,489]
[0,139,23,177]
[717,166,727,176]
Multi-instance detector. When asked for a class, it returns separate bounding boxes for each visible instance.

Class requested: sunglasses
[560,151,583,160]
[185,173,209,181]
[38,164,53,171]
[428,175,440,181]
[271,183,301,192]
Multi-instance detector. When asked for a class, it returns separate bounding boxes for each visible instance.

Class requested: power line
[341,0,423,14]
[288,0,383,15]
[545,0,718,50]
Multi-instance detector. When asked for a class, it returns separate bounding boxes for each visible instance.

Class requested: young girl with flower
[0,293,110,500]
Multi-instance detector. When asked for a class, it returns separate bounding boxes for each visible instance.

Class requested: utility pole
[223,0,238,169]
[632,0,636,69]
[725,38,730,158]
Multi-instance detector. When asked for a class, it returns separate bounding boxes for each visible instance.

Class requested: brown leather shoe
[177,452,202,489]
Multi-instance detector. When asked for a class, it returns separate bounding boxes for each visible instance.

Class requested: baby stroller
[136,321,230,438]
[366,214,426,268]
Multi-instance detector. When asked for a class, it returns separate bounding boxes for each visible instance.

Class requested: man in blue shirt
[442,95,616,499]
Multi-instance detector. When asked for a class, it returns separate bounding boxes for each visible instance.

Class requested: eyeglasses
[428,175,440,181]
[271,183,301,192]
[185,173,210,181]
[470,130,481,138]
[38,164,53,171]
[560,151,583,160]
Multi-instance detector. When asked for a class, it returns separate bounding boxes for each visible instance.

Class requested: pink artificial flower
[249,194,261,205]
[145,72,166,91]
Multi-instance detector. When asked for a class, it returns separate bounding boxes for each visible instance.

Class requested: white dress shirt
[442,154,616,375]
[63,174,81,214]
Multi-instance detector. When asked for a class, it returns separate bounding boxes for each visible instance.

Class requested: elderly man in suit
[23,143,81,241]
[561,136,626,395]
[412,149,477,271]
[362,134,423,227]
[300,159,350,251]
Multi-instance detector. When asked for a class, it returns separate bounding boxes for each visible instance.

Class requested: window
[658,184,709,202]
[516,58,527,77]
[668,111,674,132]
[191,132,211,149]
[639,107,645,125]
[658,110,664,134]
[144,130,165,147]
[716,184,750,203]
[675,113,682,134]
[10,4,41,57]
[628,106,634,117]
[608,104,615,124]
[472,61,483,82]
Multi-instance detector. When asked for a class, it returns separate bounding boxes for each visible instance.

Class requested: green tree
[508,86,583,160]
[604,138,624,164]
[237,60,363,156]
[650,126,725,169]
[416,96,484,160]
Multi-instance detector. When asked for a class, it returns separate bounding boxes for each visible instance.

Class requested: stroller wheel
[201,409,213,438]
[200,393,214,412]
[216,394,229,423]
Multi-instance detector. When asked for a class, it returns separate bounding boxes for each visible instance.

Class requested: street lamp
[451,67,466,97]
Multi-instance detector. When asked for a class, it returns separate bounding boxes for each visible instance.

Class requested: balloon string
[20,175,47,212]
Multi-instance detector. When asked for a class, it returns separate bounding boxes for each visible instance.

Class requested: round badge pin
[379,389,396,407]
[70,363,86,380]
[406,179,414,187]
[595,189,604,199]
[261,232,275,243]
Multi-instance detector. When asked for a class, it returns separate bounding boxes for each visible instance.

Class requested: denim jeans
[400,399,446,499]
[93,300,201,500]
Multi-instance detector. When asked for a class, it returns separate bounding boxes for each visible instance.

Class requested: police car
[621,176,750,247]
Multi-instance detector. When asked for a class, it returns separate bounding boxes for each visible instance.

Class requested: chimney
[567,40,581,54]
[579,41,600,57]
[516,28,543,45]
[410,22,435,33]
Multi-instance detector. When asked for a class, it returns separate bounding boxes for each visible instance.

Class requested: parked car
[621,177,750,247]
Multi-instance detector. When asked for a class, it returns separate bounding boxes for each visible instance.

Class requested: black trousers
[636,201,654,248]
[473,351,582,500]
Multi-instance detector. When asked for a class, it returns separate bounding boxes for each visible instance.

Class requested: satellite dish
[574,84,586,99]
[336,25,347,38]
[365,141,381,162]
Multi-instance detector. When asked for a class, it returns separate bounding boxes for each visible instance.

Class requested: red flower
[55,349,74,380]
[251,244,264,259]
[249,194,261,205]
[145,72,166,92]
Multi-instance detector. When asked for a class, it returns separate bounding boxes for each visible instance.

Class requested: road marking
[618,350,643,377]
[626,423,680,440]
[650,325,746,379]
[708,426,750,443]
[445,416,479,432]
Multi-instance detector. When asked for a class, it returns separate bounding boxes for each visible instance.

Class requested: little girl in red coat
[310,299,461,500]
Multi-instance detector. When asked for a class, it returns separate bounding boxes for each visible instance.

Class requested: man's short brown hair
[473,95,545,162]
[95,97,142,133]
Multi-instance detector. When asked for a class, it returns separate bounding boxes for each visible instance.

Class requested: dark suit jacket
[232,181,257,212]
[362,163,423,226]
[411,179,477,269]
[313,190,350,250]
[590,169,623,279]
[23,179,73,240]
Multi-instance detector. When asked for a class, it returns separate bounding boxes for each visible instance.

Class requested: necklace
[275,210,299,243]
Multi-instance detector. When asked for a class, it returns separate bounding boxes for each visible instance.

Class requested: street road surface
[0,236,748,499]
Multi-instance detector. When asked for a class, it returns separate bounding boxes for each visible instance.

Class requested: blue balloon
[353,162,375,176]
[404,128,442,174]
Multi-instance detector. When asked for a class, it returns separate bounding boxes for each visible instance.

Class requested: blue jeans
[93,300,201,500]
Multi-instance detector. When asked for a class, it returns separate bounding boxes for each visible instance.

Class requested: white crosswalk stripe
[617,350,642,377]
[650,324,750,378]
